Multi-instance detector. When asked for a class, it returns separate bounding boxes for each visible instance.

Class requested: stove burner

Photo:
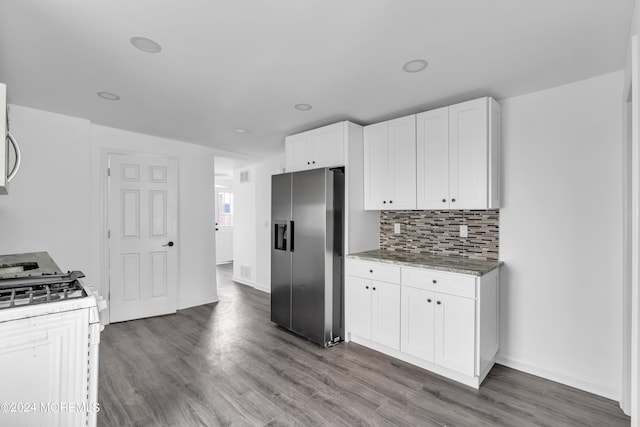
[0,271,87,310]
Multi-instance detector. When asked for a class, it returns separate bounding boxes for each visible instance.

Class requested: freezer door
[271,173,292,329]
[291,168,329,344]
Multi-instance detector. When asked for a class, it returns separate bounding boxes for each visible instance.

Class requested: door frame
[100,148,180,325]
[623,34,639,423]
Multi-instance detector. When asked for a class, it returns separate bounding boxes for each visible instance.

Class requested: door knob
[163,241,175,247]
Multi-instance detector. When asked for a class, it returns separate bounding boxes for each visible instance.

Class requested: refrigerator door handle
[288,220,294,252]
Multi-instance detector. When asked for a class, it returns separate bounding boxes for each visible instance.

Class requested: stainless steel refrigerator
[271,167,344,347]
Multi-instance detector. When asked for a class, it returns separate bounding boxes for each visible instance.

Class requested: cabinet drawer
[401,267,476,298]
[346,259,401,284]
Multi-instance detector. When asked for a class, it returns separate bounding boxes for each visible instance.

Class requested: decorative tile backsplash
[380,210,499,260]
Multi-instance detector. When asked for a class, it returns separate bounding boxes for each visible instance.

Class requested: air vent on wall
[240,170,250,183]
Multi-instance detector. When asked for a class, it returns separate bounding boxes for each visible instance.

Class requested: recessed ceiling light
[97,91,120,101]
[130,36,162,53]
[402,59,429,73]
[294,103,312,111]
[235,128,249,134]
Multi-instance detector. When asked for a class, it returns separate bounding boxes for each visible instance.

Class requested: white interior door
[215,190,233,264]
[108,153,179,323]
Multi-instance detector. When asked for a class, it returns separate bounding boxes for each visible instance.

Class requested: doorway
[215,189,234,264]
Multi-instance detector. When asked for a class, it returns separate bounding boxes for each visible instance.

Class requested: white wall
[231,153,285,292]
[498,71,624,400]
[254,153,286,291]
[232,165,257,286]
[0,106,93,276]
[90,125,218,311]
[0,105,218,319]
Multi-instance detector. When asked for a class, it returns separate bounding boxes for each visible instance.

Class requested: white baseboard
[495,354,620,402]
[253,282,270,294]
[179,294,219,310]
[232,276,270,294]
[231,275,255,287]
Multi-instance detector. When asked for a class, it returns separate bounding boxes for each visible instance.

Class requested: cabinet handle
[427,298,432,303]
[451,198,456,202]
[432,280,437,284]
[307,161,310,165]
[442,199,447,203]
[389,200,393,204]
[365,286,369,289]
[383,201,387,204]
[312,161,315,164]
[437,301,441,305]
[369,269,373,273]
[372,287,376,291]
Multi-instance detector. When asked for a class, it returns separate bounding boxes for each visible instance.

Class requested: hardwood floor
[98,264,630,426]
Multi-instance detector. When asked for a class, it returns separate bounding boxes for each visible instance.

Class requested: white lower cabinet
[346,258,499,389]
[401,287,475,376]
[433,292,475,376]
[371,280,401,349]
[348,276,373,340]
[400,286,435,362]
[347,276,400,350]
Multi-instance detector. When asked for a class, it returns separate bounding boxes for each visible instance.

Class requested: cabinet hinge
[107,168,111,177]
[107,230,111,239]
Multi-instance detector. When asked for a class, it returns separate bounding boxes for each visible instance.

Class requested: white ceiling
[0,0,634,159]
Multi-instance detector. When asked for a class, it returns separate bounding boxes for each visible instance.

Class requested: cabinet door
[310,122,344,169]
[0,310,90,427]
[434,293,476,376]
[449,98,489,209]
[371,280,401,350]
[401,286,435,361]
[417,107,450,209]
[363,121,390,210]
[347,276,373,340]
[285,133,312,172]
[388,115,416,209]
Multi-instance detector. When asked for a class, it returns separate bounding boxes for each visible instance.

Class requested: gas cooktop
[0,271,87,310]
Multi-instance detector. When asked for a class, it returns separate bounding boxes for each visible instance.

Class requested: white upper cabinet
[364,115,416,210]
[285,122,345,172]
[416,106,449,209]
[286,132,313,172]
[363,121,389,210]
[417,97,501,210]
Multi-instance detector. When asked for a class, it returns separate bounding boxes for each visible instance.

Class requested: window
[217,192,233,226]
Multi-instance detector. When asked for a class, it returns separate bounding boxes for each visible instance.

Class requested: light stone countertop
[346,249,502,276]
[0,252,63,279]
